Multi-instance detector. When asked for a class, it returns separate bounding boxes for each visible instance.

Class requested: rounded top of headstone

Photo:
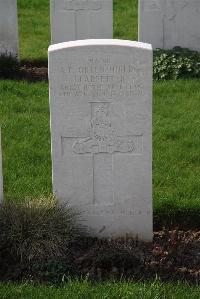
[48,39,152,53]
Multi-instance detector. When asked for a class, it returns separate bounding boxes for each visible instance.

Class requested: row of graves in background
[0,0,113,59]
[1,0,200,58]
[139,0,200,51]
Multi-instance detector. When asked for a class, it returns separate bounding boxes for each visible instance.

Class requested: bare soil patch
[1,229,199,284]
[0,64,48,82]
[70,229,200,284]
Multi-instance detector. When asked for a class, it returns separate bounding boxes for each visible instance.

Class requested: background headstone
[51,0,113,44]
[0,0,19,58]
[0,129,3,202]
[139,0,200,51]
[49,39,152,241]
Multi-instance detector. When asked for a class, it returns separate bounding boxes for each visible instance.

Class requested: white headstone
[48,39,152,241]
[139,0,200,51]
[0,0,19,58]
[0,129,3,202]
[51,0,113,44]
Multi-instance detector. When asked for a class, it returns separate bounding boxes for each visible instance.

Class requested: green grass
[114,0,138,41]
[18,0,50,62]
[0,79,199,226]
[0,281,199,299]
[153,79,200,227]
[0,80,51,200]
[17,0,138,62]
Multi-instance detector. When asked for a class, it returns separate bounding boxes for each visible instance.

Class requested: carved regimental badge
[73,103,135,154]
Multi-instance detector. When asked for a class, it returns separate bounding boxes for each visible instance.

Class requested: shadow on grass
[20,59,48,68]
[154,209,200,230]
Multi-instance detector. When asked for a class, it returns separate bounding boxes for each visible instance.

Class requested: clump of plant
[0,53,19,78]
[0,197,84,264]
[153,47,200,80]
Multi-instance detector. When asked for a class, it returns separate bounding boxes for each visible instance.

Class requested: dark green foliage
[0,198,83,266]
[29,259,72,284]
[0,54,19,78]
[154,47,200,80]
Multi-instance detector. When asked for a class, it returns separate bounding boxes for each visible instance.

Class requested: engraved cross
[61,0,102,39]
[62,102,142,205]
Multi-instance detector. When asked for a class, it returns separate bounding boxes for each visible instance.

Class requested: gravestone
[0,0,19,58]
[51,0,113,44]
[0,129,3,202]
[48,39,152,240]
[139,0,200,51]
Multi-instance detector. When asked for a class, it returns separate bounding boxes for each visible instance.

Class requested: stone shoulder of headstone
[0,128,3,202]
[49,39,152,241]
[49,39,151,50]
[139,0,200,51]
[0,0,19,58]
[50,0,113,44]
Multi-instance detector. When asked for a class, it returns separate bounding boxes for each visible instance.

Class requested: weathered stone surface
[0,0,19,57]
[139,0,200,51]
[48,40,152,241]
[51,0,113,44]
[0,129,3,202]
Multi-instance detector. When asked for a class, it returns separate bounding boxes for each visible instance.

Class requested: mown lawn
[18,0,50,62]
[0,79,199,226]
[0,281,200,299]
[0,80,51,200]
[18,0,138,62]
[153,79,200,227]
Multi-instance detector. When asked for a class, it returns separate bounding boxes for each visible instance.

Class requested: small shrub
[153,47,200,80]
[0,53,19,78]
[0,197,84,264]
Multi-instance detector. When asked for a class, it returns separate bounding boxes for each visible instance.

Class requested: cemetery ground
[0,0,199,297]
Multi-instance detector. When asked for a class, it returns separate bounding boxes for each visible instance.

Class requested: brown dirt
[19,66,48,82]
[70,229,200,283]
[0,64,48,82]
[1,229,199,284]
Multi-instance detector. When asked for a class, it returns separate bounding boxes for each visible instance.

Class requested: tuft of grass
[0,197,83,263]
